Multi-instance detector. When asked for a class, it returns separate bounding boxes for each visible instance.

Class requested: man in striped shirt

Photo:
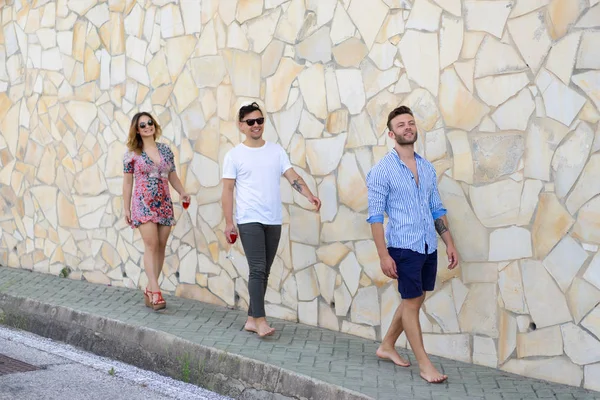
[366,106,458,384]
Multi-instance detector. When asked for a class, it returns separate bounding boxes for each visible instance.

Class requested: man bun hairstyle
[386,106,414,130]
[238,102,263,121]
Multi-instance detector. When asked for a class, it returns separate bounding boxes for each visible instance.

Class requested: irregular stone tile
[180,0,202,34]
[546,32,581,86]
[499,261,528,314]
[406,0,442,32]
[319,300,340,331]
[503,357,582,387]
[295,266,320,301]
[507,10,552,73]
[531,192,575,259]
[424,283,460,333]
[222,49,261,98]
[573,196,600,244]
[337,153,368,212]
[274,0,305,44]
[475,72,529,108]
[489,226,532,262]
[74,164,107,196]
[298,64,327,120]
[474,36,527,78]
[316,242,350,266]
[399,30,439,96]
[547,0,585,40]
[347,0,388,48]
[376,10,405,43]
[492,89,534,131]
[190,153,219,188]
[265,57,303,113]
[536,68,586,128]
[289,205,320,246]
[305,133,346,176]
[582,306,600,342]
[296,26,331,64]
[473,336,497,368]
[510,0,550,17]
[271,96,303,149]
[208,272,235,306]
[584,252,600,292]
[166,35,196,81]
[335,69,365,115]
[324,66,342,112]
[340,252,361,296]
[572,71,600,114]
[291,242,317,272]
[471,133,524,183]
[341,320,377,340]
[461,262,498,284]
[317,175,338,223]
[524,118,570,181]
[367,91,403,137]
[321,206,372,243]
[562,323,600,365]
[465,1,512,38]
[543,235,589,293]
[334,280,352,316]
[65,100,97,132]
[315,263,337,304]
[330,2,356,45]
[497,310,517,363]
[196,20,217,57]
[577,3,600,28]
[368,41,397,70]
[459,283,498,337]
[423,334,471,363]
[469,179,522,227]
[289,134,306,168]
[566,154,600,215]
[400,90,440,133]
[431,0,461,16]
[585,363,600,392]
[568,278,600,325]
[265,304,297,321]
[261,40,284,78]
[355,240,390,287]
[236,0,263,24]
[424,128,446,162]
[347,110,377,149]
[351,286,380,326]
[517,325,563,358]
[439,68,489,131]
[439,15,463,70]
[447,130,472,183]
[552,122,594,199]
[298,298,318,326]
[362,63,400,99]
[438,176,488,261]
[522,259,572,329]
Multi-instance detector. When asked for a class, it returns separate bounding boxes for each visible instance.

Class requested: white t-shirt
[222,141,292,225]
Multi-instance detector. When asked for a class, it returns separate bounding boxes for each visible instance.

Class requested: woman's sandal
[143,288,152,308]
[147,290,166,311]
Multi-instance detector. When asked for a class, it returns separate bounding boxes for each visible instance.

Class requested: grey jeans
[237,223,282,318]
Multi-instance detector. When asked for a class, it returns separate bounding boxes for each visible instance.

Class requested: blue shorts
[388,246,437,299]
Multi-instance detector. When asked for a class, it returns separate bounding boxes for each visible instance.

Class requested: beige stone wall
[1,0,600,390]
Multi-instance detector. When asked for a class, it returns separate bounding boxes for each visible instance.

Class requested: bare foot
[256,321,275,337]
[244,319,257,334]
[376,345,410,367]
[419,362,448,384]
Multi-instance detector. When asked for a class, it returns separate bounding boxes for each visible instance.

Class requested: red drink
[228,231,238,244]
[182,200,190,209]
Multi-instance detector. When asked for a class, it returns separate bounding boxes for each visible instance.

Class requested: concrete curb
[0,293,372,400]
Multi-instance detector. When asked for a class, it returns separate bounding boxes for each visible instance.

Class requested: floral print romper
[123,142,176,228]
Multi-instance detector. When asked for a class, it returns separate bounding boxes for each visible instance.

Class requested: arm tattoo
[435,218,448,236]
[291,178,304,194]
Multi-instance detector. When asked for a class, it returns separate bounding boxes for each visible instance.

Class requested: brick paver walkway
[0,266,598,400]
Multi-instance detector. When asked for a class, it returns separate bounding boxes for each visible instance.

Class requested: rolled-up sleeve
[429,171,447,220]
[366,167,387,224]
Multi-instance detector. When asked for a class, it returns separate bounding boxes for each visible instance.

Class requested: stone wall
[0,0,599,391]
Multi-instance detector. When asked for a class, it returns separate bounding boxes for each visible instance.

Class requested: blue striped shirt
[366,150,446,255]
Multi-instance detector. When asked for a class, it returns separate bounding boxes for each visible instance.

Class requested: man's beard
[394,129,418,145]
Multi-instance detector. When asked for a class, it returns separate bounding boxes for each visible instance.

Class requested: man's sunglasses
[139,120,154,129]
[242,117,264,126]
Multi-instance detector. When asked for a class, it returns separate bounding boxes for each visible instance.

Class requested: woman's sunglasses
[139,120,154,129]
[242,117,264,126]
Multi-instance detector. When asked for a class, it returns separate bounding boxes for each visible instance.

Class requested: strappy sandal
[143,288,151,308]
[148,290,166,311]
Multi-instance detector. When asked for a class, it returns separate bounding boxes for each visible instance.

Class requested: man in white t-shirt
[221,102,322,337]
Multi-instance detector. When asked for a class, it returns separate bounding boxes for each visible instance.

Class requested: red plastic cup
[182,200,190,209]
[228,231,238,244]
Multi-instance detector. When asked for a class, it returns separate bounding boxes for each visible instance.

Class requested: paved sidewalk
[0,267,598,400]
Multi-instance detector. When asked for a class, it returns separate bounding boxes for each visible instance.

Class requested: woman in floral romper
[122,112,190,310]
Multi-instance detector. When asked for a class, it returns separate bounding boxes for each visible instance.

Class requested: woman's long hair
[127,112,162,154]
